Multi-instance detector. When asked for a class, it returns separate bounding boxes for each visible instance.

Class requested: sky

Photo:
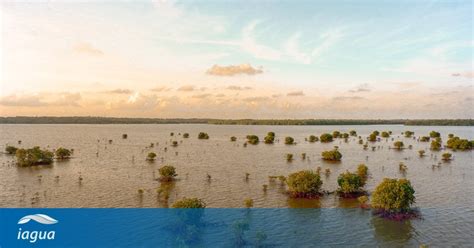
[0,0,473,119]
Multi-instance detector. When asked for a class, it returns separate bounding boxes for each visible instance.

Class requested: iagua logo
[17,214,57,243]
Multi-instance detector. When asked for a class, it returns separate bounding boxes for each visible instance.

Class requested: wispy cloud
[226,85,253,91]
[287,91,305,97]
[207,64,263,76]
[348,83,371,93]
[73,42,103,56]
[103,89,133,94]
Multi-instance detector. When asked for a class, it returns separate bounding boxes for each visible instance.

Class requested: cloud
[226,85,253,90]
[452,71,474,78]
[207,64,263,76]
[332,96,366,101]
[177,85,196,92]
[241,21,282,60]
[287,91,305,97]
[0,94,47,107]
[103,89,133,94]
[150,86,172,92]
[0,92,82,107]
[73,42,104,56]
[243,96,270,102]
[348,83,371,93]
[192,93,212,99]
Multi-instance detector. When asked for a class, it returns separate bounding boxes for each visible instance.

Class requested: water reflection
[371,215,414,246]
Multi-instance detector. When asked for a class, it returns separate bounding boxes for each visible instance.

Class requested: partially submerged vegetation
[16,147,54,167]
[286,170,323,198]
[55,147,72,159]
[337,164,368,197]
[198,132,209,139]
[321,148,342,161]
[371,178,417,220]
[172,198,206,208]
[158,165,178,181]
[246,135,259,145]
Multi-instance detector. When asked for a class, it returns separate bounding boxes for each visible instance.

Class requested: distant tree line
[0,116,472,126]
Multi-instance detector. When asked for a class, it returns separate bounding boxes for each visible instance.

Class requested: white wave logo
[17,214,58,225]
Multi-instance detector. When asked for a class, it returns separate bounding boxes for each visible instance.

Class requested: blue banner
[0,208,471,247]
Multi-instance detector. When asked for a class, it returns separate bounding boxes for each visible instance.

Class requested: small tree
[442,152,452,161]
[349,130,357,136]
[122,134,128,139]
[284,136,295,145]
[308,135,319,143]
[404,131,414,138]
[337,171,363,196]
[286,170,323,198]
[332,131,341,138]
[5,146,18,155]
[321,149,342,161]
[371,178,415,213]
[183,133,190,138]
[246,135,259,145]
[264,132,275,144]
[429,131,440,138]
[286,153,294,162]
[147,152,157,161]
[55,147,72,159]
[198,132,209,139]
[320,133,333,143]
[230,136,237,142]
[244,198,254,208]
[15,147,54,167]
[158,165,177,181]
[372,130,380,136]
[430,140,441,151]
[381,132,390,138]
[393,141,404,150]
[420,136,430,142]
[172,198,206,208]
[357,164,368,186]
[368,133,377,142]
[418,150,425,157]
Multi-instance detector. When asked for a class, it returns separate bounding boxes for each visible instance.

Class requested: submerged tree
[321,148,342,161]
[246,135,260,145]
[393,141,404,150]
[198,132,209,139]
[158,165,178,181]
[264,132,276,144]
[420,136,430,142]
[349,130,357,136]
[5,145,18,155]
[332,131,341,138]
[418,150,426,157]
[429,131,441,138]
[442,152,452,161]
[371,178,415,214]
[15,146,54,167]
[55,147,72,159]
[308,135,319,143]
[284,136,295,145]
[230,136,237,142]
[337,171,364,196]
[404,131,414,138]
[368,133,377,142]
[446,137,472,150]
[172,198,206,208]
[430,139,442,151]
[286,170,323,198]
[183,133,190,138]
[381,132,390,138]
[320,133,333,143]
[147,152,157,161]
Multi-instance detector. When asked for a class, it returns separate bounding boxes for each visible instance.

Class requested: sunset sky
[1,0,472,118]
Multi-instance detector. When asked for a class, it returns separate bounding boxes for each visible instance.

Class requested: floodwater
[1,124,473,246]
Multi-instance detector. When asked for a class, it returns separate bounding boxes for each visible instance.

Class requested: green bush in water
[264,132,275,144]
[430,140,442,151]
[381,132,390,138]
[404,131,414,138]
[337,171,364,195]
[230,136,237,142]
[183,133,189,138]
[420,136,430,142]
[371,178,415,213]
[349,130,357,136]
[368,133,377,142]
[308,135,319,143]
[429,131,440,138]
[158,165,178,181]
[246,135,259,145]
[198,132,209,139]
[147,152,157,161]
[55,147,72,159]
[286,170,323,198]
[320,133,333,143]
[172,198,206,208]
[442,152,452,160]
[5,145,18,155]
[332,131,341,138]
[321,149,342,161]
[15,146,54,167]
[446,137,472,150]
[284,136,295,145]
[393,141,404,150]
